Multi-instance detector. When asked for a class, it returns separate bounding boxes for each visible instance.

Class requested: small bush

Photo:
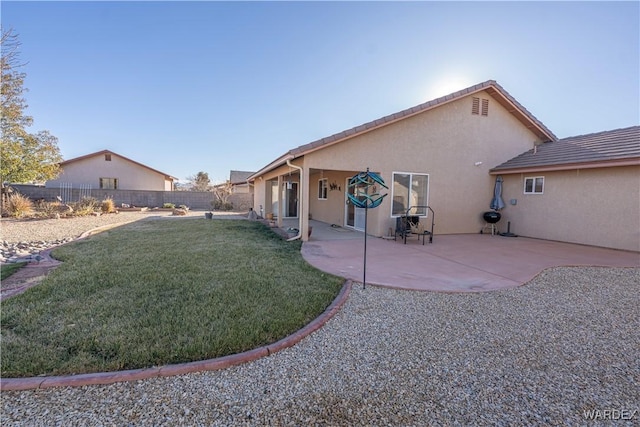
[80,197,98,209]
[101,198,116,213]
[178,204,189,210]
[33,200,61,218]
[70,197,99,216]
[4,193,34,218]
[212,200,234,211]
[163,203,175,209]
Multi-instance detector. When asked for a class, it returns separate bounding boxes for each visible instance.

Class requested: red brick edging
[1,281,352,391]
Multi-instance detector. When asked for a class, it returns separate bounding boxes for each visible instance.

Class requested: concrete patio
[287,219,640,292]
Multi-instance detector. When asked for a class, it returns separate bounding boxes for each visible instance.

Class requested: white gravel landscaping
[2,266,638,426]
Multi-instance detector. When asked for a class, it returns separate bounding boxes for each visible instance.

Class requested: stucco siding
[47,154,169,191]
[301,92,543,236]
[499,166,640,251]
[308,170,354,226]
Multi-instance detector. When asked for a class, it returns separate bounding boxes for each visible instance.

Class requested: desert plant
[78,197,98,209]
[101,198,116,213]
[163,203,175,209]
[33,199,61,218]
[212,200,234,211]
[70,197,99,216]
[212,180,234,211]
[4,193,33,218]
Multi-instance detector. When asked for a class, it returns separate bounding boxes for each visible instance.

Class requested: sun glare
[425,76,476,100]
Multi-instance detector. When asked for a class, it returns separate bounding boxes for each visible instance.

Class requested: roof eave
[251,80,557,177]
[247,153,295,181]
[289,80,557,159]
[60,150,177,181]
[483,85,557,142]
[490,157,640,175]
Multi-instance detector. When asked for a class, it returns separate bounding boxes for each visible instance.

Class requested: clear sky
[3,1,639,183]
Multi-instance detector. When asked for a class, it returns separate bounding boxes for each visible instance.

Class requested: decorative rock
[0,238,74,263]
[1,268,638,425]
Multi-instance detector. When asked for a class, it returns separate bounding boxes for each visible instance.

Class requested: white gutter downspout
[286,159,303,241]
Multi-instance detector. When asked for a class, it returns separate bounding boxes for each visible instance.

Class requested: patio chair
[394,206,434,244]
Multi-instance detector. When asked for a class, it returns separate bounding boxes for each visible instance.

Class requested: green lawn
[1,262,27,281]
[1,219,343,377]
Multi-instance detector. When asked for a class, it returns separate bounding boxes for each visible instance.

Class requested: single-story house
[46,150,177,191]
[248,80,639,252]
[491,126,639,251]
[229,170,255,194]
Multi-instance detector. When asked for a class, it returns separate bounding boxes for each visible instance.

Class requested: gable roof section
[60,150,177,181]
[249,80,556,180]
[490,126,640,174]
[229,170,254,185]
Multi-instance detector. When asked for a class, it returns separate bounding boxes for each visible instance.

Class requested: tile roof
[249,80,556,180]
[229,170,254,184]
[491,126,640,173]
[289,80,555,158]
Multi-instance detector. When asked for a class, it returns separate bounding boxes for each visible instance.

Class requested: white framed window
[391,172,429,216]
[318,178,328,200]
[100,178,118,189]
[524,176,544,194]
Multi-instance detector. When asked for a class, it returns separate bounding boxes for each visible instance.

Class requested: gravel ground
[0,210,237,244]
[2,266,638,426]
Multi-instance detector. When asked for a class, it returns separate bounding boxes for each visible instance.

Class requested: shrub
[178,204,189,210]
[101,198,116,213]
[4,193,34,218]
[33,199,61,218]
[79,197,98,209]
[163,203,175,209]
[70,197,99,216]
[212,200,234,211]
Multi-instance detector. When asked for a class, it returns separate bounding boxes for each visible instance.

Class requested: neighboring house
[229,170,254,194]
[46,150,177,191]
[211,170,254,194]
[491,126,640,252]
[248,80,639,252]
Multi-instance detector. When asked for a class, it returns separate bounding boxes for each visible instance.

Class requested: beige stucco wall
[232,183,251,194]
[308,170,356,226]
[299,91,544,237]
[498,166,640,252]
[46,154,172,191]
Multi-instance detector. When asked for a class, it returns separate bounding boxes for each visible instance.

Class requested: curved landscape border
[1,280,352,391]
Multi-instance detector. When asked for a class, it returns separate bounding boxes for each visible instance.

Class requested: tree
[213,180,233,209]
[187,171,211,191]
[1,28,62,186]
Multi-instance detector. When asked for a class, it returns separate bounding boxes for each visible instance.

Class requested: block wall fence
[8,185,253,211]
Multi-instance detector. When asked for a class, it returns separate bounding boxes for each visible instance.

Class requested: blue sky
[3,1,639,183]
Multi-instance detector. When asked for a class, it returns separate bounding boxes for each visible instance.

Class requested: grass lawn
[1,219,344,378]
[1,262,27,281]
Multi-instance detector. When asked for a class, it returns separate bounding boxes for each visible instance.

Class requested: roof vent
[472,97,489,116]
[481,98,489,116]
